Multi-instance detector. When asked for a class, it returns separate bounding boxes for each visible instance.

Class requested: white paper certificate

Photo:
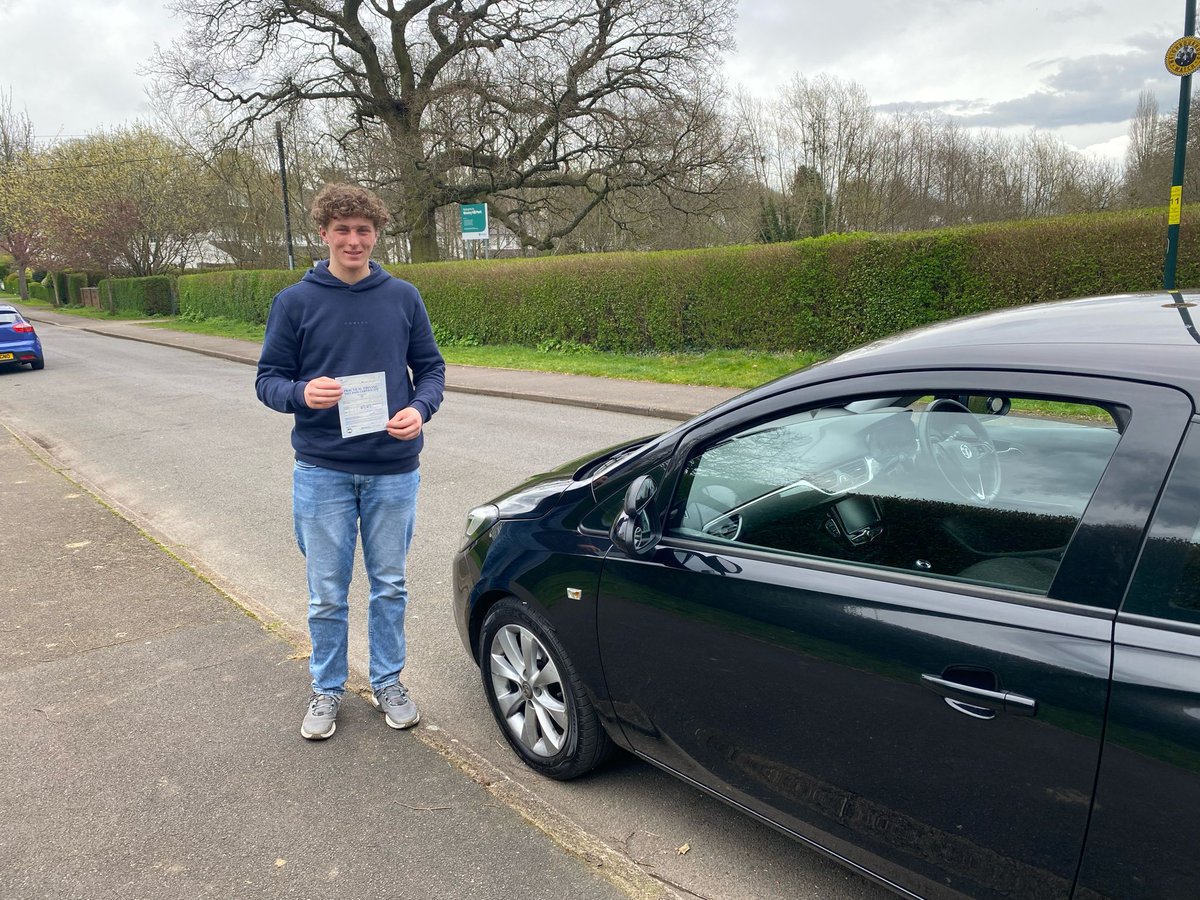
[336,371,389,438]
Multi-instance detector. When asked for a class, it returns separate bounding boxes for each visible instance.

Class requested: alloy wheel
[488,623,569,757]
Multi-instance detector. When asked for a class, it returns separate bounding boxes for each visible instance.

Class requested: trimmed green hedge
[176,269,304,324]
[403,207,1189,354]
[168,206,1196,354]
[2,272,49,300]
[66,273,86,305]
[98,275,175,316]
[49,272,68,303]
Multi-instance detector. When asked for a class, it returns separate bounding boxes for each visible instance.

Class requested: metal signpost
[275,122,296,271]
[1163,1,1200,290]
[460,203,489,259]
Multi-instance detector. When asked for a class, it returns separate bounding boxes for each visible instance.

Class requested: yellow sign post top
[1166,36,1200,76]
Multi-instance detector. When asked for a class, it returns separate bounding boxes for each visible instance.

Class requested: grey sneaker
[301,693,340,740]
[370,681,420,729]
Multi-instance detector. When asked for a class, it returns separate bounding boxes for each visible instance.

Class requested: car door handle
[920,674,1038,718]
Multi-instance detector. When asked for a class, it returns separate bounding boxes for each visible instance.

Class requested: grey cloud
[1048,3,1105,23]
[968,92,1147,128]
[876,29,1178,129]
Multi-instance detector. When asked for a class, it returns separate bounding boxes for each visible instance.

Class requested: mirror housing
[627,474,655,513]
[967,395,1012,417]
[611,474,660,558]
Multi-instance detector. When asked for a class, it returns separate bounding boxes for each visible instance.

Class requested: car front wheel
[479,596,612,780]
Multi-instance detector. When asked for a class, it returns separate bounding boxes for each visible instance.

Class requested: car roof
[0,305,18,314]
[759,292,1200,402]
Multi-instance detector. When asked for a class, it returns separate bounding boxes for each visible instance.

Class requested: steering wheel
[917,398,1001,503]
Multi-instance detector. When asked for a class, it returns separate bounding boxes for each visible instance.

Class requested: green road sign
[461,203,488,240]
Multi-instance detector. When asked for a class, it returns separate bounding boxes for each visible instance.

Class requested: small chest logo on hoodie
[344,320,370,327]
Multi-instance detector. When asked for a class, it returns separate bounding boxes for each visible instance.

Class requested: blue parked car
[0,305,44,370]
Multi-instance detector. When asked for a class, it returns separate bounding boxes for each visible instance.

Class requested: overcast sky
[0,0,1189,162]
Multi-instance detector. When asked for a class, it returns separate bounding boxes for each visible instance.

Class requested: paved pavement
[2,306,745,900]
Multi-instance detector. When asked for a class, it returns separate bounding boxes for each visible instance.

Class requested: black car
[453,292,1200,900]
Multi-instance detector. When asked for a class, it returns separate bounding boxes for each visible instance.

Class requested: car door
[1075,421,1200,900]
[595,371,1190,900]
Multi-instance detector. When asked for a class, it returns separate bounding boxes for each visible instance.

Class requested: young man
[255,183,445,740]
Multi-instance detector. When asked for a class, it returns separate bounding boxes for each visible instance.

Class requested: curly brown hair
[310,183,391,231]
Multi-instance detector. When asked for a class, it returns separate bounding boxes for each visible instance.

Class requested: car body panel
[1076,620,1200,899]
[1075,424,1200,899]
[451,293,1200,900]
[454,488,623,729]
[597,551,1110,900]
[593,371,1185,900]
[0,305,44,368]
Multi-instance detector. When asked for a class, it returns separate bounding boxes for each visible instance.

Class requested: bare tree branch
[152,0,737,260]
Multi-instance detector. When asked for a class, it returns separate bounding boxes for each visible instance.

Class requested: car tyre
[479,596,613,780]
[30,357,44,370]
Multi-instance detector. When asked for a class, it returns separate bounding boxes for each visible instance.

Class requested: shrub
[177,269,303,324]
[66,273,87,305]
[50,272,69,303]
[173,206,1191,355]
[98,275,176,316]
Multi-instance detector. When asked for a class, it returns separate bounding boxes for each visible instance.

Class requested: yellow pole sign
[1166,36,1200,76]
[1170,185,1184,225]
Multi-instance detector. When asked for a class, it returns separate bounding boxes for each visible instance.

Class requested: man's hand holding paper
[386,406,423,441]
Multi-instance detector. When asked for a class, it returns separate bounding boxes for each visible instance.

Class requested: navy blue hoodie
[255,260,446,474]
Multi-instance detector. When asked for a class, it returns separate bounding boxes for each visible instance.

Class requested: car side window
[1121,427,1200,623]
[665,393,1121,595]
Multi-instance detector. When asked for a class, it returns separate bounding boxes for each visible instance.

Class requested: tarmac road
[2,309,892,900]
[0,426,641,900]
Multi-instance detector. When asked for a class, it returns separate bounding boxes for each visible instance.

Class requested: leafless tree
[153,0,737,262]
[1122,89,1172,208]
[0,89,33,168]
[733,71,1126,242]
[0,92,48,298]
[776,74,875,234]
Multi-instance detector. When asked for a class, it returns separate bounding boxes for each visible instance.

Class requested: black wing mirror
[967,395,1012,417]
[611,474,659,558]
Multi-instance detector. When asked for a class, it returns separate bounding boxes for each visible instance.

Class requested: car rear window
[0,313,18,324]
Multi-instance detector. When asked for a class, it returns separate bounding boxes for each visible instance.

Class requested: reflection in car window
[582,486,626,533]
[1122,428,1200,623]
[665,393,1120,595]
[0,313,18,324]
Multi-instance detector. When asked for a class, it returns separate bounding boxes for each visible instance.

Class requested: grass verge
[155,318,821,387]
[441,345,823,388]
[145,316,270,343]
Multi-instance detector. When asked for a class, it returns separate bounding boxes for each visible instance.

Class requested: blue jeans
[293,462,420,695]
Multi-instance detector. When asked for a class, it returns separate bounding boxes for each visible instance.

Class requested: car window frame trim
[645,368,1191,613]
